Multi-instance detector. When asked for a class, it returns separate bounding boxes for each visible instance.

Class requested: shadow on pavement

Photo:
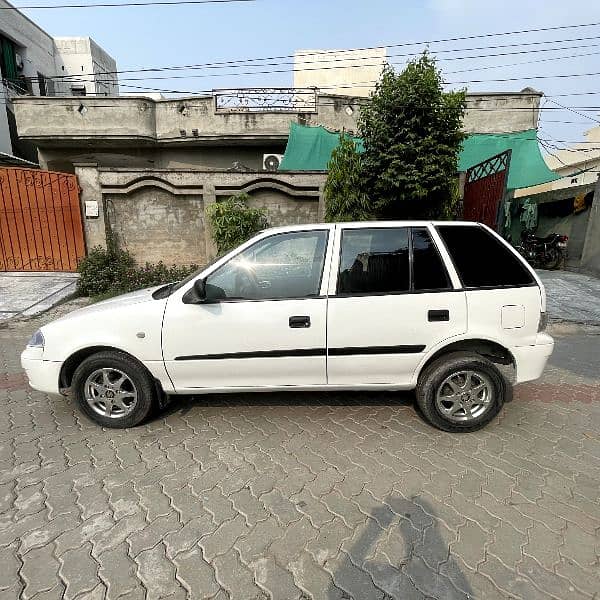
[159,389,416,419]
[327,495,472,599]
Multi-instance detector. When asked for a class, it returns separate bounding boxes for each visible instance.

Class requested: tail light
[538,311,548,332]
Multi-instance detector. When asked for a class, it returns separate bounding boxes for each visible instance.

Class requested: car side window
[412,228,451,291]
[437,225,534,288]
[338,228,410,294]
[205,230,328,300]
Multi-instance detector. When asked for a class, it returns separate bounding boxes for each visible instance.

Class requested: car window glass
[338,228,409,294]
[412,228,451,291]
[437,225,534,287]
[205,230,328,300]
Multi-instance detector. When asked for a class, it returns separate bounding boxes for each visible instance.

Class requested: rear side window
[412,228,451,291]
[338,228,410,294]
[437,225,534,288]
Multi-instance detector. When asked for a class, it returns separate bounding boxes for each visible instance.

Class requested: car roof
[262,221,482,234]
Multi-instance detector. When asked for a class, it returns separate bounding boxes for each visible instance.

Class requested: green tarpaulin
[279,123,560,190]
[458,130,560,190]
[279,123,363,171]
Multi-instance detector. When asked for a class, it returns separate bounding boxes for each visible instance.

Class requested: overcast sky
[15,0,600,151]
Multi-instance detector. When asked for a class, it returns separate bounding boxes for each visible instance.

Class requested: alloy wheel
[84,368,138,419]
[435,369,494,423]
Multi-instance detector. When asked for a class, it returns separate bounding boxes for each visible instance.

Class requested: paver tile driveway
[1,305,599,600]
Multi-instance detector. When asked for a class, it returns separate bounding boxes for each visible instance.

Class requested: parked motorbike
[516,230,568,270]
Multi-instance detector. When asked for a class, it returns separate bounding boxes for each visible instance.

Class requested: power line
[1,0,256,8]
[33,33,600,82]
[41,46,600,86]
[544,97,600,124]
[31,65,600,93]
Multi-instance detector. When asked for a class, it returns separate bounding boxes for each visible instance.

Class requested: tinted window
[412,228,451,291]
[437,225,534,288]
[206,230,328,300]
[338,228,409,294]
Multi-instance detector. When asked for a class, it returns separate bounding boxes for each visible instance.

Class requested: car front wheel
[416,351,506,432]
[72,351,157,428]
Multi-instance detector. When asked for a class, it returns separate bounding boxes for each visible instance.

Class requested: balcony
[12,89,363,148]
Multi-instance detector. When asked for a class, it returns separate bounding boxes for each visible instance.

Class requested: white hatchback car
[22,221,554,432]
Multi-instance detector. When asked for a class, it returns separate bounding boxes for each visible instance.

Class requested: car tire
[72,350,157,428]
[415,351,507,433]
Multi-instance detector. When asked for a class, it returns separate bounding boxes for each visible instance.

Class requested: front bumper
[21,349,62,395]
[512,333,554,384]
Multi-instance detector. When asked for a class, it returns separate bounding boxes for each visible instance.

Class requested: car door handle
[289,315,311,328]
[428,309,449,322]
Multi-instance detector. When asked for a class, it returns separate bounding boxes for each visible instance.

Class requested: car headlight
[27,330,45,348]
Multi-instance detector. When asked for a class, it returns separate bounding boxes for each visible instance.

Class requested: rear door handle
[428,309,449,322]
[289,315,310,328]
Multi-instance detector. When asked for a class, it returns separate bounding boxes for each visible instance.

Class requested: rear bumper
[21,351,62,395]
[512,333,554,384]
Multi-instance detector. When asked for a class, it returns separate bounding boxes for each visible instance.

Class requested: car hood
[51,286,164,324]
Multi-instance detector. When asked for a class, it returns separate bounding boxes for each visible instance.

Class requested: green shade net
[458,129,560,190]
[279,123,560,190]
[279,122,363,171]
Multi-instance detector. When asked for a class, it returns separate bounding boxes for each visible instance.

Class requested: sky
[12,0,600,152]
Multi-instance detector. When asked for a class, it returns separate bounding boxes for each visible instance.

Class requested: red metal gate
[463,150,511,230]
[0,167,85,272]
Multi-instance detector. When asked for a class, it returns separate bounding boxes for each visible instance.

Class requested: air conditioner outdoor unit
[263,153,284,171]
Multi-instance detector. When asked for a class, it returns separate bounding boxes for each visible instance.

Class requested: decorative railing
[214,87,317,113]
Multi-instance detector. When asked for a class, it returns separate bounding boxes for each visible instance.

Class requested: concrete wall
[39,144,288,172]
[106,189,206,265]
[581,176,600,276]
[75,167,327,265]
[14,94,362,145]
[294,48,386,97]
[463,91,541,134]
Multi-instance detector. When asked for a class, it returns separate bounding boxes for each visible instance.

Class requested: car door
[326,224,467,386]
[162,227,332,391]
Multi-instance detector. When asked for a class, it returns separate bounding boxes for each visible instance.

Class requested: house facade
[0,0,118,165]
[7,87,545,269]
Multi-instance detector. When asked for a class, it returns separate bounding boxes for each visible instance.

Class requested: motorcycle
[516,230,568,270]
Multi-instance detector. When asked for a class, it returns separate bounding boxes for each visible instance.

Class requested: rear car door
[326,224,467,386]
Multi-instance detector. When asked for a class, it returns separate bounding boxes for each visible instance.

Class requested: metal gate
[463,150,511,230]
[0,167,85,272]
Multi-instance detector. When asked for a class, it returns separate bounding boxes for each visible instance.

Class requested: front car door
[162,226,333,391]
[326,224,468,387]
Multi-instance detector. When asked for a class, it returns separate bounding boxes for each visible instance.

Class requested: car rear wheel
[72,351,156,428]
[416,352,506,432]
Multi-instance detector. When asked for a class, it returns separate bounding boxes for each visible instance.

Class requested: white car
[22,221,554,432]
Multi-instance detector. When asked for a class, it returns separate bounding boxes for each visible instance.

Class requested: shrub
[77,243,197,299]
[324,134,373,222]
[207,193,269,254]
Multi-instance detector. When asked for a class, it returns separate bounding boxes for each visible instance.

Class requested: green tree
[359,54,466,219]
[324,134,373,222]
[206,193,269,254]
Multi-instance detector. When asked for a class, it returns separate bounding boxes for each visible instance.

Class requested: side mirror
[182,279,207,304]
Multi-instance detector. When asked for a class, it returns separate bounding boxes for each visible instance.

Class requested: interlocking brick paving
[1,306,599,599]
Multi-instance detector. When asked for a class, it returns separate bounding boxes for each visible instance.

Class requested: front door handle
[428,309,449,322]
[289,315,310,328]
